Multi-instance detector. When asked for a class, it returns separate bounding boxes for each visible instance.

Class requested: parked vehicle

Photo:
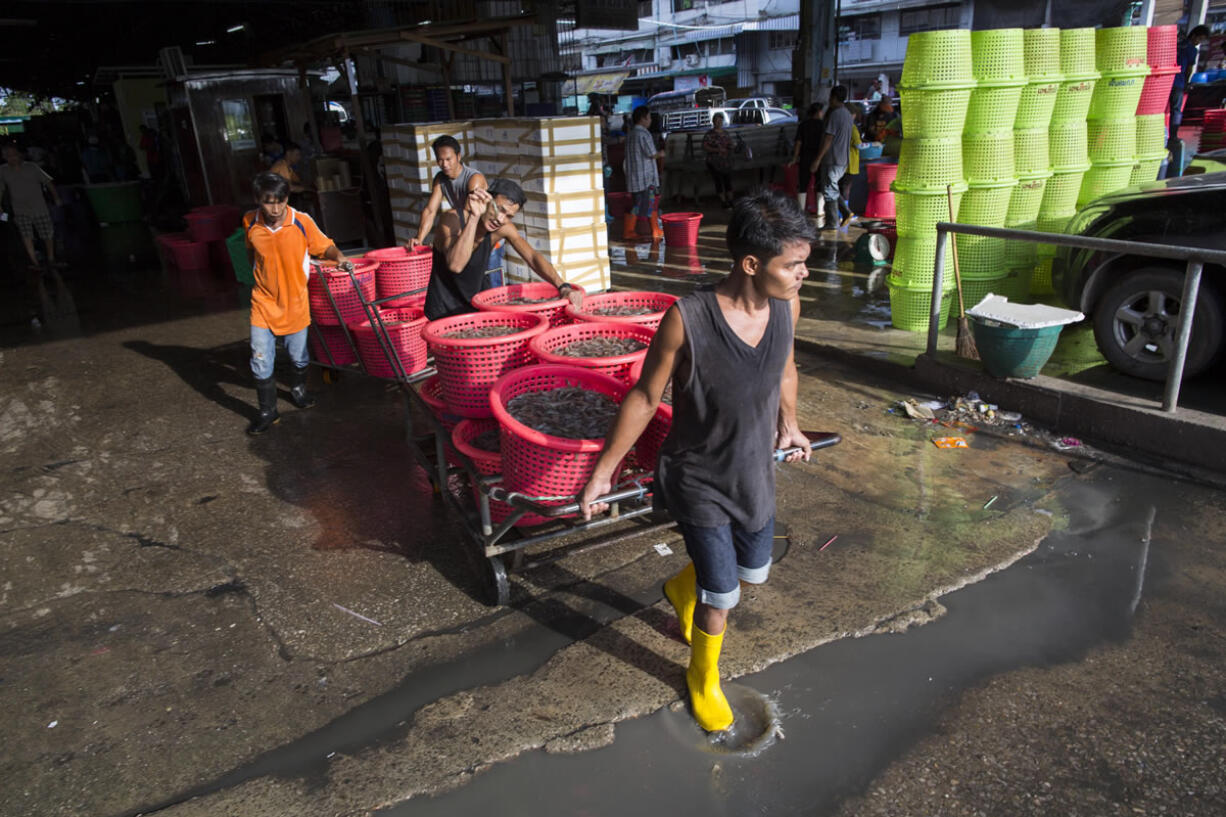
[723,96,781,111]
[1051,173,1226,380]
[1184,149,1226,175]
[647,86,727,131]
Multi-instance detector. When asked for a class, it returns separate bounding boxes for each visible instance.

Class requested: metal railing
[928,222,1226,413]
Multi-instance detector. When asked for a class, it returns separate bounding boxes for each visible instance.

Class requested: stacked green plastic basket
[1132,111,1168,184]
[954,29,1025,307]
[1080,26,1150,207]
[891,29,976,331]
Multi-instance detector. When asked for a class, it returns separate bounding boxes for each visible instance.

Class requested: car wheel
[1092,267,1225,381]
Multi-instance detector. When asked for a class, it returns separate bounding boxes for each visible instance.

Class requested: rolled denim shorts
[675,515,774,610]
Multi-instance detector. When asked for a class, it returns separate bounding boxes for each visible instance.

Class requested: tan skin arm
[579,304,685,519]
[809,132,834,174]
[775,295,810,461]
[498,223,583,310]
[411,181,446,248]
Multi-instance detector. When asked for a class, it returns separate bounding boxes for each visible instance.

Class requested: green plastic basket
[1078,161,1134,206]
[1039,167,1088,214]
[1088,73,1147,119]
[956,234,1008,277]
[963,132,1016,184]
[1129,154,1166,185]
[971,28,1026,84]
[225,228,254,285]
[1050,75,1098,124]
[1015,80,1061,130]
[961,276,1012,311]
[1086,118,1136,163]
[1023,28,1062,80]
[894,184,967,238]
[891,235,956,285]
[1135,113,1167,155]
[902,29,975,88]
[888,277,954,332]
[1059,28,1098,76]
[1001,220,1039,269]
[957,181,1015,225]
[1031,258,1055,295]
[1014,128,1051,175]
[964,84,1024,134]
[1049,122,1090,169]
[1005,175,1050,225]
[900,86,974,138]
[1095,26,1149,74]
[971,319,1063,378]
[994,267,1033,302]
[896,137,964,191]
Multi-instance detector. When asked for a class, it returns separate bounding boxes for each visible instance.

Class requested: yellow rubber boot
[663,562,697,644]
[687,625,734,732]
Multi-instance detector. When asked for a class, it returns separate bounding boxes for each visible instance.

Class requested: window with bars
[672,0,695,11]
[768,30,797,50]
[837,15,882,42]
[638,0,652,17]
[899,4,961,35]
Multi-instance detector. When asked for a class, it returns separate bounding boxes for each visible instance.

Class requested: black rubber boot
[246,377,280,435]
[288,365,316,410]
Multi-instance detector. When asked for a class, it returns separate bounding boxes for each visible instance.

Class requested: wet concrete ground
[1,223,1224,816]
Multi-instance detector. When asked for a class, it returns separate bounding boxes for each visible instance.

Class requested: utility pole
[795,1,838,109]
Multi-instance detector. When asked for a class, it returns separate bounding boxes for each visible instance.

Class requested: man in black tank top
[423,178,583,320]
[580,189,816,732]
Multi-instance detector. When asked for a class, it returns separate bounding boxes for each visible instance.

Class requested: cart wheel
[486,555,510,607]
[322,369,340,385]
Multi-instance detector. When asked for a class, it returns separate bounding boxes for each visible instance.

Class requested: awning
[561,71,631,96]
[741,14,798,31]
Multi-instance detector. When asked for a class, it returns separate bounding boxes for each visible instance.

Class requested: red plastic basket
[471,282,581,327]
[349,306,428,379]
[451,419,514,523]
[419,375,463,433]
[185,205,240,243]
[661,212,702,246]
[1147,25,1178,70]
[1136,67,1178,115]
[160,233,211,271]
[606,191,633,218]
[422,311,550,418]
[867,162,900,192]
[309,324,358,367]
[865,189,897,219]
[308,261,378,326]
[366,245,433,308]
[529,322,656,384]
[565,290,679,329]
[490,364,628,522]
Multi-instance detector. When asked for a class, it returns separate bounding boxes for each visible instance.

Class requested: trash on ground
[653,542,673,556]
[332,602,383,627]
[933,437,969,449]
[983,495,998,509]
[818,535,838,551]
[900,399,935,420]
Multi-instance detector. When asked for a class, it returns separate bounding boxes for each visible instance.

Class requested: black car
[1052,172,1226,381]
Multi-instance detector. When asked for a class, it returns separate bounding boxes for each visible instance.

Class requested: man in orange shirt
[244,172,349,435]
[268,143,308,193]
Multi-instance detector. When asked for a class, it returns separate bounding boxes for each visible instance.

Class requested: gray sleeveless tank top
[654,285,793,530]
[436,165,479,226]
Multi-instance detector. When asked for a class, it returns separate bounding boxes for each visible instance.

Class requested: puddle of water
[384,467,1181,817]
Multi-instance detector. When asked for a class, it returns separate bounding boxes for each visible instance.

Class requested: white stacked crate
[383,121,474,245]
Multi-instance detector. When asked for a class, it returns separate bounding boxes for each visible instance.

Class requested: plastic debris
[653,542,674,557]
[901,400,935,420]
[983,495,998,509]
[331,603,383,627]
[818,535,838,552]
[933,437,969,449]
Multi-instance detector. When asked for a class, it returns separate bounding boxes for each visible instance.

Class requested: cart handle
[774,431,842,461]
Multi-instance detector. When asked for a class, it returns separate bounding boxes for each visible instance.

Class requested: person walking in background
[1169,25,1211,150]
[703,112,735,208]
[409,134,487,248]
[863,97,894,144]
[788,103,826,226]
[808,85,855,232]
[1,143,63,269]
[623,105,665,241]
[837,110,865,229]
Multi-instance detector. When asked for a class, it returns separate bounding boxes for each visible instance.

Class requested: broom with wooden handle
[947,184,979,361]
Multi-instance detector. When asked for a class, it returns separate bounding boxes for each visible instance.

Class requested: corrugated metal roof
[742,14,799,31]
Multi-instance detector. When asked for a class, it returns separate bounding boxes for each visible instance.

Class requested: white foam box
[518,117,603,159]
[508,223,608,269]
[556,259,611,292]
[466,156,518,179]
[521,190,605,231]
[514,154,605,194]
[473,118,532,150]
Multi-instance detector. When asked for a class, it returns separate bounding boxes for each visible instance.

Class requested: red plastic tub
[418,375,463,433]
[606,192,633,218]
[366,245,433,307]
[529,322,656,384]
[308,260,378,326]
[185,206,240,243]
[471,282,582,327]
[350,307,429,379]
[159,233,210,271]
[867,163,900,193]
[864,189,897,219]
[309,324,358,367]
[1136,67,1179,115]
[1147,24,1179,70]
[451,419,513,524]
[422,311,550,418]
[661,212,702,246]
[565,290,679,329]
[489,364,628,525]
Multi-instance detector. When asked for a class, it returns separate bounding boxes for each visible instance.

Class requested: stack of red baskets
[529,322,655,385]
[308,260,378,368]
[865,162,899,219]
[471,282,582,327]
[1200,109,1226,152]
[349,307,429,378]
[565,290,678,329]
[1136,25,1180,116]
[366,245,432,308]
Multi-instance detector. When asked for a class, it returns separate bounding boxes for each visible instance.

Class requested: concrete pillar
[1191,0,1209,25]
[1139,0,1157,26]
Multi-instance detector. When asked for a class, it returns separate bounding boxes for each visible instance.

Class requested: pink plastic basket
[308,261,378,326]
[489,364,628,523]
[471,282,581,327]
[529,322,656,384]
[309,324,358,367]
[366,245,433,308]
[185,206,241,243]
[661,212,702,246]
[565,290,679,329]
[865,189,897,218]
[418,374,463,433]
[606,192,633,218]
[1147,25,1179,70]
[867,162,900,192]
[451,419,513,524]
[422,311,550,418]
[350,306,429,379]
[1136,67,1178,115]
[160,233,211,271]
